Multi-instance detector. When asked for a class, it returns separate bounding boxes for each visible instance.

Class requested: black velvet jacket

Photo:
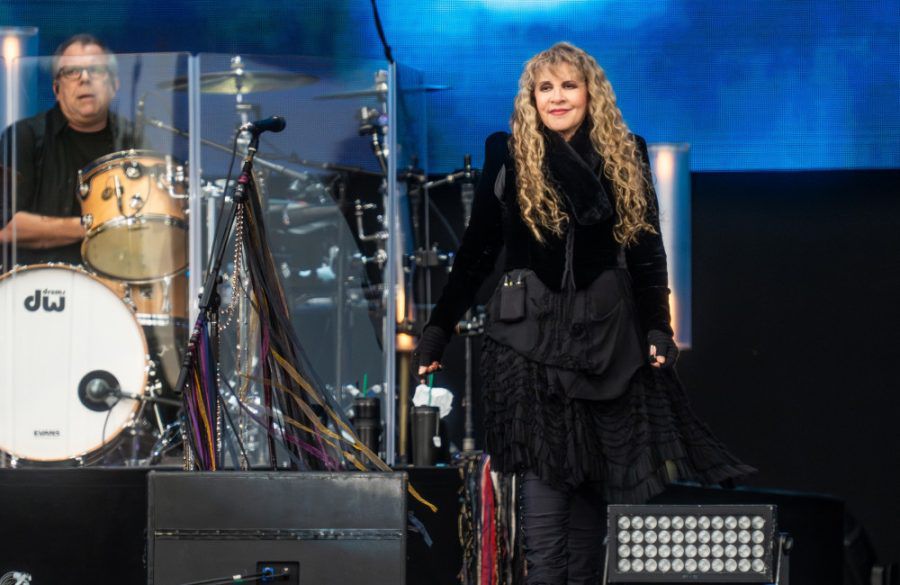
[427,129,673,338]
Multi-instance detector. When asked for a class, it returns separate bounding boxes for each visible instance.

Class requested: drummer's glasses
[56,65,111,81]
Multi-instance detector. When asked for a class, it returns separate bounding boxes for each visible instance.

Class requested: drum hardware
[357,104,390,174]
[411,245,452,269]
[420,160,474,190]
[354,200,388,243]
[411,154,475,305]
[148,420,184,463]
[359,105,388,135]
[145,374,166,433]
[460,155,476,225]
[116,411,183,467]
[456,310,485,337]
[351,249,388,268]
[83,379,182,409]
[352,199,390,270]
[146,359,158,382]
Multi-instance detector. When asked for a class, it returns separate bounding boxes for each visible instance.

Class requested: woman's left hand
[647,329,678,369]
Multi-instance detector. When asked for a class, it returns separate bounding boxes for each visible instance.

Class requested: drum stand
[417,159,482,453]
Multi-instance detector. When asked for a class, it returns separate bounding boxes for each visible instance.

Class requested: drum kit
[0,147,192,467]
[0,58,470,468]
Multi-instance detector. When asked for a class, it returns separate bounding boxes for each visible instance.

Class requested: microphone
[78,371,121,411]
[240,116,287,135]
[78,371,182,411]
[86,379,113,402]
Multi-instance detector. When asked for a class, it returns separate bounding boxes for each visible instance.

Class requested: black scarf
[542,121,613,225]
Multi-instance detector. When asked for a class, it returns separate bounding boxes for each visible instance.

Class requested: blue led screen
[1,0,897,171]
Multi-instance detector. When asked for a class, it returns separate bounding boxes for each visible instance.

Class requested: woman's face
[533,63,588,141]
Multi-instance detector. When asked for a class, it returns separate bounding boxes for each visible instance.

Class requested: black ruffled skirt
[481,337,755,504]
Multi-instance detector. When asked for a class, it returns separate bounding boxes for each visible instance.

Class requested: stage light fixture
[603,505,792,584]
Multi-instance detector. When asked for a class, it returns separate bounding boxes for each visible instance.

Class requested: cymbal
[315,84,449,100]
[161,70,318,94]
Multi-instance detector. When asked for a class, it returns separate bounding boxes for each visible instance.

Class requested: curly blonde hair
[511,42,655,246]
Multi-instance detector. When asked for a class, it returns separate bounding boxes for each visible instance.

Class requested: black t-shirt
[63,125,115,183]
[55,124,115,217]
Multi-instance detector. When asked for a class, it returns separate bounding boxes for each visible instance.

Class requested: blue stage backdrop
[1,0,896,172]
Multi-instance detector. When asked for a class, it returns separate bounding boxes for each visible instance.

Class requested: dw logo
[24,289,66,312]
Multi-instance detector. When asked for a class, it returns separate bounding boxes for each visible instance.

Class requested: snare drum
[0,264,149,464]
[78,150,188,282]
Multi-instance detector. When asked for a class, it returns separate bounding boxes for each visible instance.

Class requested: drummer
[1,34,137,268]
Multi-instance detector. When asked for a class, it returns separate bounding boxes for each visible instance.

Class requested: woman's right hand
[417,361,443,380]
[413,326,451,382]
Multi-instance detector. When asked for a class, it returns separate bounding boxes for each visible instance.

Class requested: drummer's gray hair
[51,34,118,80]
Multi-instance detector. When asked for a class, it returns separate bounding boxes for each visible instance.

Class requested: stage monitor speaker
[147,471,407,585]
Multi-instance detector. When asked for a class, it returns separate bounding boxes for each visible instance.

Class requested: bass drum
[0,265,149,464]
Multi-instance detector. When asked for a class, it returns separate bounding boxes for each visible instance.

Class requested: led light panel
[606,505,777,583]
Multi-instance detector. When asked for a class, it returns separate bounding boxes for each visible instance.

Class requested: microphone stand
[119,389,183,408]
[458,155,477,453]
[173,131,262,468]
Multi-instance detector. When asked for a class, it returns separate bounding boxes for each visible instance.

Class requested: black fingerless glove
[414,326,452,369]
[647,329,678,368]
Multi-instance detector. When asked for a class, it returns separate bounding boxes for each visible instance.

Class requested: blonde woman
[417,42,753,584]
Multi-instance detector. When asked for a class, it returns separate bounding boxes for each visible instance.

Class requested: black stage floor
[0,467,843,585]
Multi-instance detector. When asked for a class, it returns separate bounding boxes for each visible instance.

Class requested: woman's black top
[427,126,673,339]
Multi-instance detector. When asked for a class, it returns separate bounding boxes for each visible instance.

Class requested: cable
[369,0,394,64]
[100,397,123,453]
[213,376,251,469]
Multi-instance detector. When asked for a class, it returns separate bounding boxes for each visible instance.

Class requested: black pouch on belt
[498,270,526,322]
